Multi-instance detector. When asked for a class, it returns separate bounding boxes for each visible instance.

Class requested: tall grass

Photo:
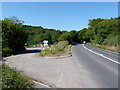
[40,41,70,56]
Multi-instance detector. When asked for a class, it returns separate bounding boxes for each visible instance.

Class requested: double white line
[82,44,120,64]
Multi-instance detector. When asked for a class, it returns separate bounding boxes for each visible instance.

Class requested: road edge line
[33,80,51,88]
[89,43,119,55]
[82,44,120,64]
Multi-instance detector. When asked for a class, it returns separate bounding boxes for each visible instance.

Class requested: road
[72,44,118,88]
[5,44,119,88]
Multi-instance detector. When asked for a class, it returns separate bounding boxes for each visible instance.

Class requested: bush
[94,34,104,45]
[2,47,13,57]
[103,33,118,46]
[54,41,69,51]
[2,64,33,88]
[40,41,69,56]
[2,17,28,57]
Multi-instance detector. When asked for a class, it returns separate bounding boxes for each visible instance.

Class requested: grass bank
[2,64,34,88]
[92,43,119,53]
[40,41,71,56]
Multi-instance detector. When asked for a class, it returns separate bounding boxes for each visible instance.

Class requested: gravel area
[4,48,85,88]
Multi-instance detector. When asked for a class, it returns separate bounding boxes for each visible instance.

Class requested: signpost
[43,40,48,47]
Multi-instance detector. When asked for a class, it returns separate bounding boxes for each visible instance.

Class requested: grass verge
[40,41,71,57]
[2,64,34,88]
[91,43,119,53]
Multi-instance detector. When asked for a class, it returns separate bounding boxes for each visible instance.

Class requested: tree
[2,17,28,56]
[69,30,78,44]
[58,32,71,43]
[77,28,88,43]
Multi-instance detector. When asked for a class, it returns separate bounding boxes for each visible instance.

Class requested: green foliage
[58,32,71,42]
[77,28,88,43]
[2,64,33,88]
[103,32,118,46]
[26,17,118,47]
[40,41,70,56]
[94,34,104,44]
[2,17,28,56]
[88,18,104,27]
[69,30,78,44]
[54,41,69,51]
[24,25,61,45]
[83,18,119,46]
[3,16,118,55]
[2,47,13,56]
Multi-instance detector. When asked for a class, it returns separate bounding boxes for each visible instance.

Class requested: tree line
[25,17,119,46]
[1,17,119,56]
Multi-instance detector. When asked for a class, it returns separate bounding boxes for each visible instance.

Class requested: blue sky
[2,2,118,31]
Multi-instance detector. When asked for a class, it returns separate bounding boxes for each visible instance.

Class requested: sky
[1,0,120,2]
[2,2,118,31]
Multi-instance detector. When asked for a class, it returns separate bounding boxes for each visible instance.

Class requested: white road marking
[33,80,50,88]
[82,44,120,64]
[89,44,119,56]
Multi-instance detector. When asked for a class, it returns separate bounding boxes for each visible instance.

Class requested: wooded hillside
[2,17,119,56]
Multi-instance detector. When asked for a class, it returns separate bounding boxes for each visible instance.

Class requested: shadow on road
[2,49,41,60]
[23,49,41,54]
[72,43,83,46]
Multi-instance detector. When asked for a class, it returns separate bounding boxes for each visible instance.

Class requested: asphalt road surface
[5,44,119,88]
[72,44,119,88]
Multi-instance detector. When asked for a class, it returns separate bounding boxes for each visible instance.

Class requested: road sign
[43,40,48,47]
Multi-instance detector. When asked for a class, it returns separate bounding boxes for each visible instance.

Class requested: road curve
[71,44,118,88]
[4,45,119,88]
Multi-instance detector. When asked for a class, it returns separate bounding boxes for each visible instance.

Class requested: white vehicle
[83,41,86,44]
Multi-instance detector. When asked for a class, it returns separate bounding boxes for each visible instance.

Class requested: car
[83,41,86,44]
[25,43,28,46]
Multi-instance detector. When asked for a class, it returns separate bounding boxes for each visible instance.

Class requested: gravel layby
[3,48,85,88]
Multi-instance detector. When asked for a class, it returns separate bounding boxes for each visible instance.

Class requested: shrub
[40,41,69,56]
[103,33,118,46]
[2,47,13,57]
[54,41,69,51]
[2,17,28,57]
[2,64,33,88]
